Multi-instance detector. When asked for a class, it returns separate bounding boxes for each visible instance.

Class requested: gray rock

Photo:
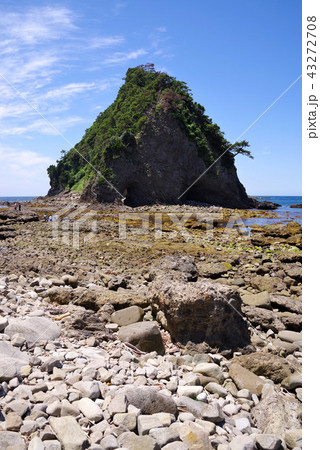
[180,372,200,386]
[255,434,282,450]
[237,389,251,400]
[222,403,240,416]
[197,262,229,279]
[43,440,62,450]
[229,435,256,450]
[243,306,285,333]
[4,317,60,346]
[162,443,188,450]
[285,429,302,449]
[73,380,101,399]
[5,411,23,431]
[277,330,302,344]
[202,400,224,423]
[108,393,128,415]
[41,357,63,373]
[270,339,300,356]
[118,322,165,355]
[205,382,228,397]
[179,421,211,449]
[46,400,61,417]
[11,333,26,347]
[138,414,163,435]
[61,275,78,288]
[49,416,89,450]
[99,434,119,450]
[194,419,216,435]
[78,398,103,422]
[270,295,302,314]
[113,412,137,430]
[241,291,271,309]
[253,384,302,439]
[229,363,266,396]
[149,426,180,447]
[118,431,158,450]
[20,419,38,435]
[281,372,302,391]
[234,417,252,434]
[176,396,223,423]
[61,399,80,417]
[177,385,203,398]
[111,306,144,326]
[0,341,29,381]
[193,363,224,384]
[4,398,30,417]
[0,431,26,450]
[115,386,177,415]
[28,436,45,450]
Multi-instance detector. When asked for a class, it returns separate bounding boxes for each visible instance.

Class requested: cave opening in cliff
[123,182,147,206]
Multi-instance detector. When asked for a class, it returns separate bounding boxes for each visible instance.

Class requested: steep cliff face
[48,66,252,208]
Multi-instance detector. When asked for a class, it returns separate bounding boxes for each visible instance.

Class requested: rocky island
[0,65,301,449]
[47,65,255,209]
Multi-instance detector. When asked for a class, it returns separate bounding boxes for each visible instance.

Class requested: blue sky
[0,0,301,196]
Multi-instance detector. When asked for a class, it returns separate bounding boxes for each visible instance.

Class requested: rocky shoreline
[0,195,302,449]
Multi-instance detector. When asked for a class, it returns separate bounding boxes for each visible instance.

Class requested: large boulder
[228,363,266,396]
[0,341,29,382]
[111,305,144,326]
[253,383,302,439]
[232,352,293,384]
[4,317,60,346]
[151,275,250,351]
[118,321,165,355]
[243,306,286,332]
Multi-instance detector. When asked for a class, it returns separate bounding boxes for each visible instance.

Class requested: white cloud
[43,82,96,100]
[90,36,125,48]
[0,6,76,45]
[0,116,85,136]
[0,147,54,167]
[104,49,147,64]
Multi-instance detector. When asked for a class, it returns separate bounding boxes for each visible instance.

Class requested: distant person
[18,203,21,211]
[14,203,17,210]
[43,214,48,222]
